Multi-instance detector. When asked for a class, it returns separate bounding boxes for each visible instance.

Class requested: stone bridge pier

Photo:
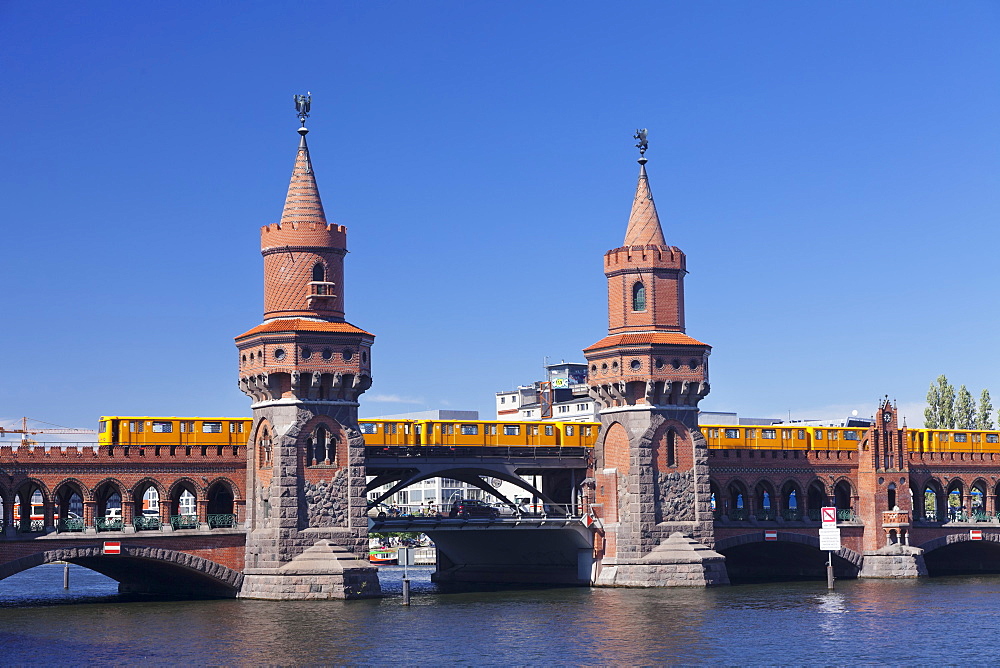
[581,138,727,587]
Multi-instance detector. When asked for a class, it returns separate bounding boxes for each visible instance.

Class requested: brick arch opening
[295,415,347,471]
[602,422,630,474]
[52,479,87,526]
[0,546,243,597]
[715,532,861,583]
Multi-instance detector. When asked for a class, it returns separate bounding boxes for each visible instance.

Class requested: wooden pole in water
[63,563,69,589]
[826,551,834,590]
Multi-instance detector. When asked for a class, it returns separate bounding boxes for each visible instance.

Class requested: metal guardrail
[96,518,123,532]
[133,516,162,531]
[207,514,236,528]
[58,518,85,532]
[170,514,199,530]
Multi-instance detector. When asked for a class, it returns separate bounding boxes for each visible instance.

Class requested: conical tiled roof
[280,128,327,226]
[623,162,666,246]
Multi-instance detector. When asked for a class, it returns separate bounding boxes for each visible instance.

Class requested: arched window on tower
[312,263,325,282]
[632,281,646,312]
[666,429,676,467]
[307,425,334,466]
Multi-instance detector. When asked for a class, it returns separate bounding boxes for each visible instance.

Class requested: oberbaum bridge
[2,101,999,599]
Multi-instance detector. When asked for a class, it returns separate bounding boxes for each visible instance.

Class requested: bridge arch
[167,477,201,518]
[715,532,862,582]
[92,478,127,519]
[919,532,1000,576]
[0,545,243,597]
[779,479,803,517]
[52,478,90,502]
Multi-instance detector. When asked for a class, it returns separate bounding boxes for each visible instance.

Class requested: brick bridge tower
[235,96,380,599]
[858,397,926,577]
[584,131,727,586]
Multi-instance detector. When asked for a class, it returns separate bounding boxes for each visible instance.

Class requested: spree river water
[2,565,998,664]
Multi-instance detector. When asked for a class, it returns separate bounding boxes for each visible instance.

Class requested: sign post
[398,547,415,605]
[820,507,839,590]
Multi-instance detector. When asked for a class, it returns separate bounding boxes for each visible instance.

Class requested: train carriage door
[110,419,120,446]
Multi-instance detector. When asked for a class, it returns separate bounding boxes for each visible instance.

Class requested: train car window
[724,428,739,439]
[973,434,980,443]
[152,422,173,433]
[384,423,397,435]
[954,433,967,443]
[762,430,776,439]
[403,424,411,435]
[530,426,539,436]
[782,429,791,439]
[939,433,949,443]
[584,426,593,436]
[815,430,824,439]
[131,421,144,433]
[844,431,859,441]
[503,425,520,436]
[829,431,838,440]
[746,429,756,438]
[566,425,575,436]
[443,424,454,435]
[987,434,999,443]
[544,425,553,436]
[360,423,377,434]
[797,430,806,439]
[202,422,222,433]
[460,424,479,435]
[99,421,107,433]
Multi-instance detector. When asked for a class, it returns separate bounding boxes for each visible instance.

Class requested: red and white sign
[821,507,837,525]
[764,530,778,541]
[970,530,983,541]
[103,541,121,555]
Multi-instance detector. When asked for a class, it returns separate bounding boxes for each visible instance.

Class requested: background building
[495,362,597,422]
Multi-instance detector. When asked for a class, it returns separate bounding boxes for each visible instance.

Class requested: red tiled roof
[583,331,709,352]
[235,319,374,340]
[624,162,667,246]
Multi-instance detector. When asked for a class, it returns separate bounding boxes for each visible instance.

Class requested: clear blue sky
[2,2,998,432]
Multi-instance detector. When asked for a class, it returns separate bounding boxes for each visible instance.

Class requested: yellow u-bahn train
[98,415,1000,456]
[700,423,1000,454]
[97,416,599,450]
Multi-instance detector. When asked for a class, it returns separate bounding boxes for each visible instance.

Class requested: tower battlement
[604,244,686,271]
[260,222,347,251]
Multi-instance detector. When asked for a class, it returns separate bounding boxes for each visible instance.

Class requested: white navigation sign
[819,527,842,551]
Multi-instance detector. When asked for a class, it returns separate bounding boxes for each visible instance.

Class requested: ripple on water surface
[2,564,999,664]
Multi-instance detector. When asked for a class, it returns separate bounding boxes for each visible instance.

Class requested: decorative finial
[294,92,312,128]
[634,128,648,164]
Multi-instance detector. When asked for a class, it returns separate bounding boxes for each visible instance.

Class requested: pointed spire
[279,124,328,227]
[624,130,666,246]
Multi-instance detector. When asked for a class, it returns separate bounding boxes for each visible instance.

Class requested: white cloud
[366,394,424,405]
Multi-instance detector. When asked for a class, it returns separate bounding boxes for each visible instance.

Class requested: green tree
[977,389,994,430]
[955,385,976,429]
[925,375,955,428]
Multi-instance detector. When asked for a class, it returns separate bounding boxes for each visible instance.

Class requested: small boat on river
[368,548,398,565]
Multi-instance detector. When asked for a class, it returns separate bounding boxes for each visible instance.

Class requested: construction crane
[0,417,96,447]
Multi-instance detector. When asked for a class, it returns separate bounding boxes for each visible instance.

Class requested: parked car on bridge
[449,499,500,519]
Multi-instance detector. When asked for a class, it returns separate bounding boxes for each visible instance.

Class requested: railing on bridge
[133,516,162,531]
[714,508,859,523]
[208,514,237,528]
[170,514,199,530]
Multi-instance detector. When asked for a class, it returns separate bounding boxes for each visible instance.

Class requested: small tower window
[632,281,646,312]
[312,263,325,282]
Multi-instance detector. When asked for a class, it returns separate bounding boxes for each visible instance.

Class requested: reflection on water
[3,564,1000,663]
